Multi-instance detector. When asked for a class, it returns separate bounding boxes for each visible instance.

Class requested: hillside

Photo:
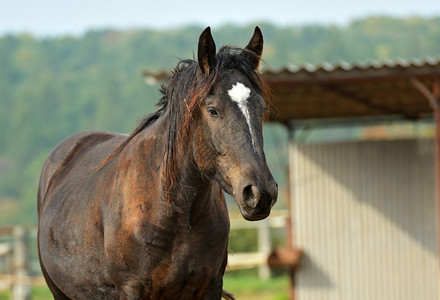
[1,16,440,224]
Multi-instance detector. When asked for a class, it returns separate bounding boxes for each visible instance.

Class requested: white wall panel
[289,139,438,300]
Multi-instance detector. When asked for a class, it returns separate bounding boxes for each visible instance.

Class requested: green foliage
[0,16,439,225]
[229,228,259,252]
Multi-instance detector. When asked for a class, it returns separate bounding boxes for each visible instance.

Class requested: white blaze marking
[228,82,257,152]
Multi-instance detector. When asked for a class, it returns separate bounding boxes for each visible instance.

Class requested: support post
[12,226,30,300]
[287,122,297,300]
[432,81,440,284]
[411,77,440,282]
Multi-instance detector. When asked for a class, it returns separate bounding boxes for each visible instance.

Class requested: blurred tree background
[1,16,440,225]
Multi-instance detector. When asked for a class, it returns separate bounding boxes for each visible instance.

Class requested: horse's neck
[119,115,215,225]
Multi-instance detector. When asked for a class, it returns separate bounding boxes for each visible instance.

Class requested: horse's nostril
[243,185,260,208]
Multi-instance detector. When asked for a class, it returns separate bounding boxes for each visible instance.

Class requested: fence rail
[0,274,47,287]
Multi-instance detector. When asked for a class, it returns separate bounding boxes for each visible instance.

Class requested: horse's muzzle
[238,179,278,221]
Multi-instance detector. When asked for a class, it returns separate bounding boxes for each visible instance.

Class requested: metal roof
[264,57,440,74]
[262,57,440,124]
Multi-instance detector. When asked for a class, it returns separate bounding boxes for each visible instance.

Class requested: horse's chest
[148,221,229,275]
[119,221,229,299]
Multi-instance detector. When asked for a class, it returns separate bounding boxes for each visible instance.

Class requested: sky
[0,0,439,36]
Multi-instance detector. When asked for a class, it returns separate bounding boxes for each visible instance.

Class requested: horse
[37,26,278,300]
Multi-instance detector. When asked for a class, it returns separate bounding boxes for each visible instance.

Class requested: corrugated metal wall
[289,138,439,300]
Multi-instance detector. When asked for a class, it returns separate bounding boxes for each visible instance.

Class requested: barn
[263,58,440,300]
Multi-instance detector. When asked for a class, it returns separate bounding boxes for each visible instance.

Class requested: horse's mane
[100,46,273,194]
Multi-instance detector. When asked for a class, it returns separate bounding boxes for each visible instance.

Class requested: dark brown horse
[37,27,277,300]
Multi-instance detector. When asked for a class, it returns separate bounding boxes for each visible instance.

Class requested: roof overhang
[262,58,440,124]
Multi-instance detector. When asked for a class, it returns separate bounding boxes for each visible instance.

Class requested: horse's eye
[207,107,219,118]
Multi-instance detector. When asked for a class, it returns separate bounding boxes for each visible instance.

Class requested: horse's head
[192,27,278,221]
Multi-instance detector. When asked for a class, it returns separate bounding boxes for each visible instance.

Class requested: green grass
[0,286,53,300]
[31,286,53,300]
[223,273,290,300]
[0,290,8,300]
[0,273,290,300]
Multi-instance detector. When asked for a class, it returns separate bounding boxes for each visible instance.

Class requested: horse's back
[38,130,126,213]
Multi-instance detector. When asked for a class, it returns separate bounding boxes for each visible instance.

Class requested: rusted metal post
[433,80,440,283]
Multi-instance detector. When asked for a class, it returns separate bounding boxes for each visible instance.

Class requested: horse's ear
[198,27,216,75]
[244,26,263,69]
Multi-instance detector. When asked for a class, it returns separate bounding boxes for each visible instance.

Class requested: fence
[228,209,289,278]
[0,209,288,299]
[0,226,44,300]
